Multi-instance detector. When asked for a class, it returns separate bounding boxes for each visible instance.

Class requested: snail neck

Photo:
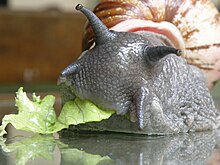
[135,31,175,48]
[110,19,185,53]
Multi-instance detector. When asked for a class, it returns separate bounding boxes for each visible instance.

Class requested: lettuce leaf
[57,97,115,126]
[0,87,114,136]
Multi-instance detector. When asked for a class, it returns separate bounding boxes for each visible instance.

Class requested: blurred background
[0,0,99,92]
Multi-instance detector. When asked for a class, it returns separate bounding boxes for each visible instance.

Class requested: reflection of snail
[59,130,220,165]
[83,0,220,89]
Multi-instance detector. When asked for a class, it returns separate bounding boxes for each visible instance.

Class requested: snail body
[58,5,220,134]
[84,0,220,89]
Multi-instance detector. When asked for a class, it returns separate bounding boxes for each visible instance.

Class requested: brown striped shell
[83,0,220,89]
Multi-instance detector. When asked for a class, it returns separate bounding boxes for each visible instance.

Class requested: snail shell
[83,0,220,89]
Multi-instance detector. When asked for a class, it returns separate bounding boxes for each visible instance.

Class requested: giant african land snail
[58,4,220,134]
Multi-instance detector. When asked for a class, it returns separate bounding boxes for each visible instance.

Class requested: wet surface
[0,82,220,165]
[1,129,220,165]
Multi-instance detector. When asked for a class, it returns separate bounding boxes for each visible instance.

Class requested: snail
[83,0,220,89]
[58,4,220,134]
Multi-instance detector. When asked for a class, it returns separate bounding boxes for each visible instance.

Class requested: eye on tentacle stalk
[75,4,116,45]
[143,46,182,65]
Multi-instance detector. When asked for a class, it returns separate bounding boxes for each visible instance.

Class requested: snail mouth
[110,19,185,51]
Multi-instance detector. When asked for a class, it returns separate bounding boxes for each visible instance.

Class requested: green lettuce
[0,87,114,136]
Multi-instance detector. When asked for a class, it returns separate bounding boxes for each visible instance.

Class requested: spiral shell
[83,0,220,88]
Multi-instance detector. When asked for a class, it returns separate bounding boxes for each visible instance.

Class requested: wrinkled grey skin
[58,4,220,134]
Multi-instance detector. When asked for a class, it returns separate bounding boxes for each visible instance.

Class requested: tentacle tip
[60,71,66,77]
[138,119,144,130]
[57,74,67,85]
[75,4,83,11]
[176,49,182,56]
[138,123,144,130]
